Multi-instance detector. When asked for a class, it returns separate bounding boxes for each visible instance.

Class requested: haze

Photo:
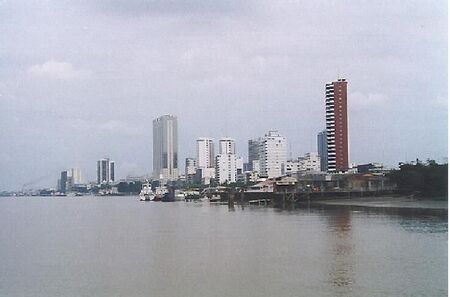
[0,0,447,190]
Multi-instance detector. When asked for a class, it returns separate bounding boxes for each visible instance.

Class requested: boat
[174,190,185,201]
[209,193,221,202]
[199,187,223,202]
[185,190,200,201]
[153,186,167,201]
[139,181,155,201]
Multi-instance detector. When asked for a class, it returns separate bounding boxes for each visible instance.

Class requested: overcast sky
[0,0,447,190]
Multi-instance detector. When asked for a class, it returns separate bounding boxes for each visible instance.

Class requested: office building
[286,152,321,175]
[299,152,321,172]
[97,158,115,184]
[215,154,237,184]
[185,158,197,176]
[215,138,237,184]
[197,138,214,168]
[153,115,178,180]
[196,138,215,185]
[70,168,82,184]
[59,171,68,193]
[248,138,262,171]
[326,78,349,172]
[219,138,236,155]
[260,131,287,178]
[317,130,328,172]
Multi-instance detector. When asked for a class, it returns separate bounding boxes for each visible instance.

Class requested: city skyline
[0,1,447,190]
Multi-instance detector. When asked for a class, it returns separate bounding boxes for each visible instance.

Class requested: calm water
[0,196,447,297]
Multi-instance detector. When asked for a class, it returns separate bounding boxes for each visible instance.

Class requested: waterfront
[0,196,447,297]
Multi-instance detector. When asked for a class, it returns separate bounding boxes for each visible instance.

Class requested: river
[0,196,447,297]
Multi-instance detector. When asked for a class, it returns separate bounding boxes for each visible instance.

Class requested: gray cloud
[0,0,447,190]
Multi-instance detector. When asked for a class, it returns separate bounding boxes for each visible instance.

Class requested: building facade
[260,131,287,178]
[298,152,321,172]
[153,115,178,180]
[97,158,115,184]
[286,152,321,175]
[219,137,236,155]
[215,138,237,184]
[197,138,214,168]
[248,138,262,171]
[317,130,328,172]
[185,158,197,176]
[325,79,349,172]
[59,171,68,193]
[215,154,237,184]
[196,138,215,184]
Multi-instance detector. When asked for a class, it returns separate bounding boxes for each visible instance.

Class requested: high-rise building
[109,161,115,182]
[317,130,328,172]
[59,171,68,193]
[219,138,236,155]
[260,131,287,178]
[185,158,197,176]
[215,154,237,184]
[325,78,349,172]
[97,158,115,184]
[153,115,178,180]
[215,138,237,184]
[70,168,82,184]
[197,138,214,168]
[196,138,215,185]
[248,138,262,171]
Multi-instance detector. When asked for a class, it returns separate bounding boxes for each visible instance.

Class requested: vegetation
[389,159,448,198]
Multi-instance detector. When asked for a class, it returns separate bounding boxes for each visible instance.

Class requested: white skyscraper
[97,158,115,184]
[219,137,236,155]
[196,138,215,184]
[70,167,82,184]
[215,154,237,184]
[185,158,197,176]
[197,138,214,168]
[153,115,178,181]
[260,131,287,178]
[215,138,237,184]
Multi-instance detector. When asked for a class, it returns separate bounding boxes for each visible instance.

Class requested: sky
[0,0,447,190]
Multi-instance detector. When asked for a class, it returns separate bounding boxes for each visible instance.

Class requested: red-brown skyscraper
[325,79,348,172]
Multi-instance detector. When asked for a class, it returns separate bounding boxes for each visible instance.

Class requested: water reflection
[326,209,355,296]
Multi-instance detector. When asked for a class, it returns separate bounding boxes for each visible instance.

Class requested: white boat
[139,181,155,201]
[209,193,221,202]
[199,193,221,202]
[153,186,168,201]
[174,190,185,201]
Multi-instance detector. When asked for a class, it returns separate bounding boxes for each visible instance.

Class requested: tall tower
[216,138,237,184]
[325,78,349,172]
[97,158,115,184]
[196,138,214,168]
[218,137,236,155]
[248,138,262,171]
[196,138,215,185]
[153,115,178,181]
[317,130,328,172]
[260,131,287,178]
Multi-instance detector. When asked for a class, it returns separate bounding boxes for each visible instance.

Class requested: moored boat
[139,181,155,201]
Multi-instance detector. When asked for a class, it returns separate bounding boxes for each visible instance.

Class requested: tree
[389,160,447,198]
